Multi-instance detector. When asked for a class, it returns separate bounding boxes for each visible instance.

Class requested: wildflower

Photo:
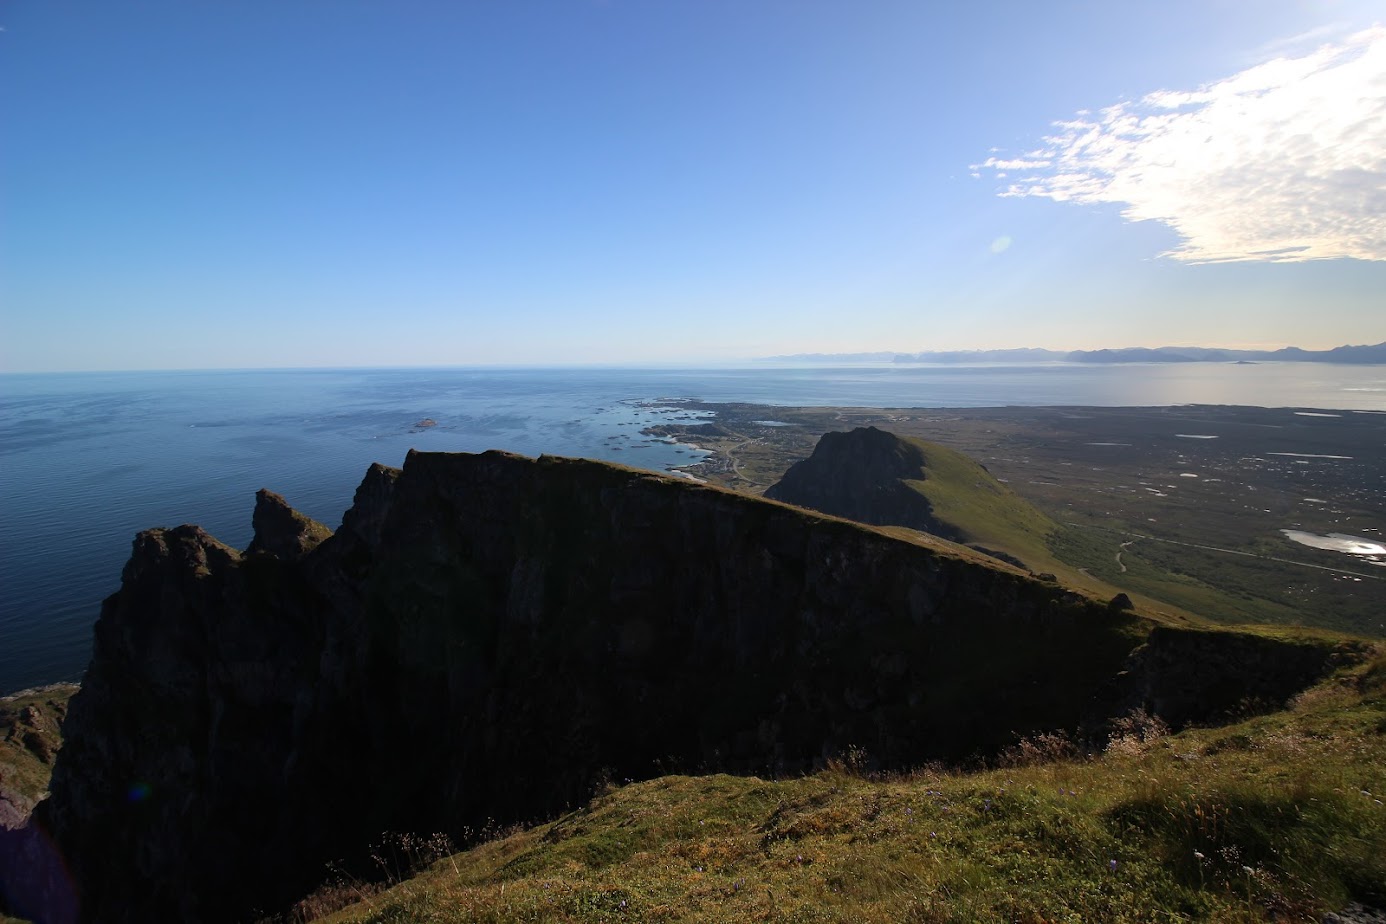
[1109,859,1118,871]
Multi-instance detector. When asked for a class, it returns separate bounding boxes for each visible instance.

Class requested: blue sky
[3,1,1383,371]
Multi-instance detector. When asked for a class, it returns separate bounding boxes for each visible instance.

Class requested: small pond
[1280,530,1386,567]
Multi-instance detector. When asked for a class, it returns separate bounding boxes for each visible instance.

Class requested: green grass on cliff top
[887,436,1170,616]
[900,436,1058,571]
[0,686,74,813]
[314,654,1386,924]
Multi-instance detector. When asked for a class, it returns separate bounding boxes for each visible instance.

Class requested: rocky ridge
[7,450,1360,923]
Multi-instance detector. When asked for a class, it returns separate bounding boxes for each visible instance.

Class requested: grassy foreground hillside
[312,652,1386,924]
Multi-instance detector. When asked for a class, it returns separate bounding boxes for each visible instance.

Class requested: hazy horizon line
[4,339,1384,377]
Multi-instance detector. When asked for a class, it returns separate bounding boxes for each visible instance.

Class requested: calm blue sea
[3,362,1385,694]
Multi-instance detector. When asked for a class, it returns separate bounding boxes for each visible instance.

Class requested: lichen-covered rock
[246,488,333,560]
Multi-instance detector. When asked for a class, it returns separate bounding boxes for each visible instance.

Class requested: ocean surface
[3,362,1385,694]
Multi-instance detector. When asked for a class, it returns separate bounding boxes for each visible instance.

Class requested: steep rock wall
[24,451,1350,923]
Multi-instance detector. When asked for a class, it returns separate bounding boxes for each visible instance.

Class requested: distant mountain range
[764,342,1386,365]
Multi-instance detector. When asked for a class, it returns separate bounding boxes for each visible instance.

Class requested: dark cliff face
[1129,625,1359,726]
[765,427,958,539]
[25,450,1351,923]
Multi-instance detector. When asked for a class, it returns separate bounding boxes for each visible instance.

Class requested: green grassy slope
[1048,525,1321,628]
[764,427,1207,620]
[883,435,1349,631]
[898,437,1057,569]
[318,651,1386,924]
[885,437,1189,618]
[0,685,75,813]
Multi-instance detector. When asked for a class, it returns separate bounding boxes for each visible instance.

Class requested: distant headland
[764,341,1386,364]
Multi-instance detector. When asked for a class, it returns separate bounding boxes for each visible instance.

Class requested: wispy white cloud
[975,27,1386,263]
[974,157,1052,171]
[1253,22,1351,60]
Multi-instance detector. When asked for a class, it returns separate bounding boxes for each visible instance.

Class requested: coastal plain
[647,403,1386,637]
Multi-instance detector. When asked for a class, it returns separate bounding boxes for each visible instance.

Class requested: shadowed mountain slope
[8,451,1363,923]
[766,427,1056,570]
